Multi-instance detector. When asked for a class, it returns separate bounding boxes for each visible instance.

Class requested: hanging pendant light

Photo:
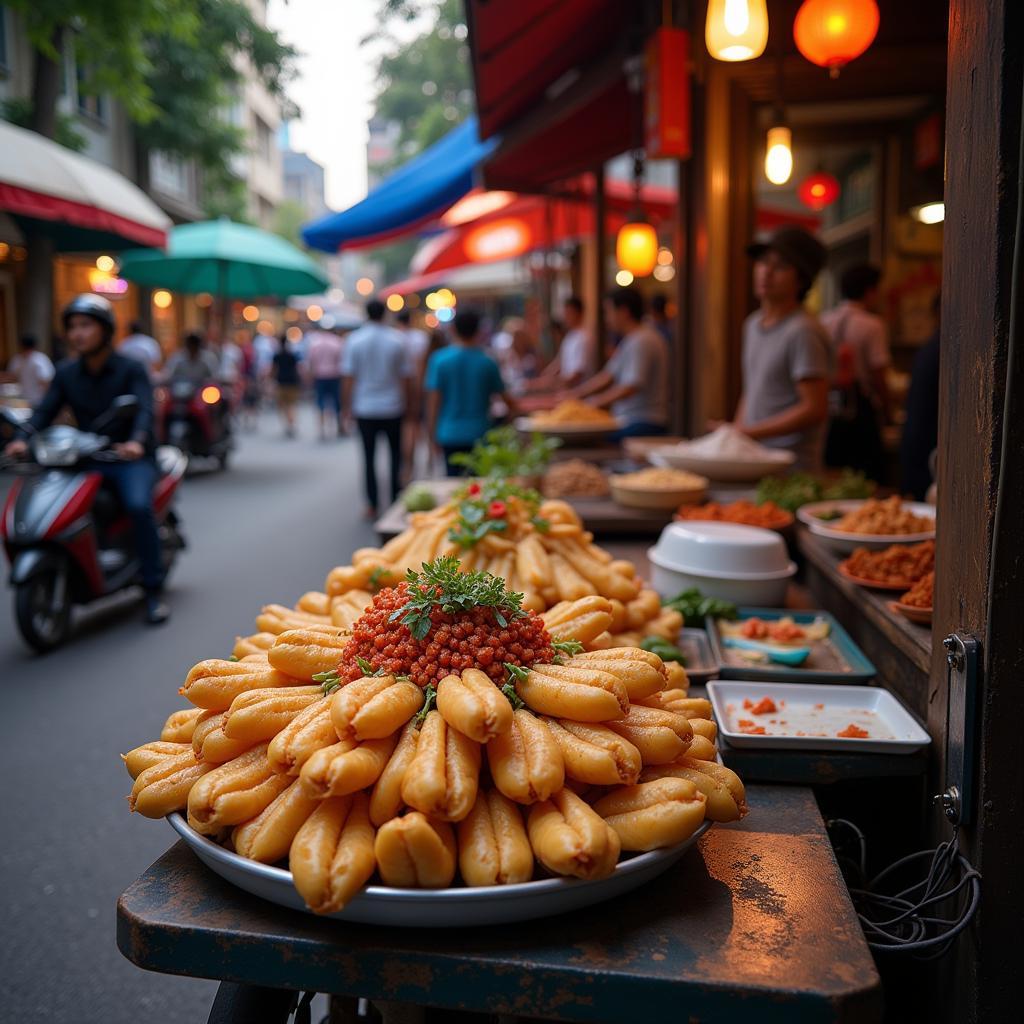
[793,0,880,78]
[616,152,658,277]
[705,0,769,62]
[765,124,793,185]
[798,170,841,209]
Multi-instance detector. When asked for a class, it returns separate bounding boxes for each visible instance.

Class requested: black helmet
[62,293,116,336]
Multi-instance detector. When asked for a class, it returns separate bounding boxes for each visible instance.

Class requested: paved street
[0,413,380,1023]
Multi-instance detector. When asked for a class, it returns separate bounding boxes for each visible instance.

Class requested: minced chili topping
[338,580,554,688]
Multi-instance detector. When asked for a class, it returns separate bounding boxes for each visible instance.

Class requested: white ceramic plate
[649,447,795,482]
[799,499,935,552]
[167,813,711,927]
[706,680,930,754]
[514,416,622,440]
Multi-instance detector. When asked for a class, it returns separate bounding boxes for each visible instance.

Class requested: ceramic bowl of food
[610,467,709,510]
[647,522,796,605]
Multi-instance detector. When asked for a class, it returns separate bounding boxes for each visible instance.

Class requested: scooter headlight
[31,436,79,467]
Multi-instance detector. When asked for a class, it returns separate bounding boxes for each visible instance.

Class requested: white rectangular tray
[706,680,931,754]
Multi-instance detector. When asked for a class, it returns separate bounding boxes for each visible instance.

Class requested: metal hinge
[932,634,980,826]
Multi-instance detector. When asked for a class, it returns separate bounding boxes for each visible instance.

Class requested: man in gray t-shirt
[569,286,668,437]
[735,226,830,472]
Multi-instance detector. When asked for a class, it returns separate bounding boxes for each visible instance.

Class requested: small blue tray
[705,607,876,684]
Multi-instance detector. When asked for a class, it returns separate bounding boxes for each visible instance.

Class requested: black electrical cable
[826,818,981,959]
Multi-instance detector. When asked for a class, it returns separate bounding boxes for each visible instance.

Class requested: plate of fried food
[674,499,794,533]
[802,496,935,552]
[888,570,934,625]
[123,543,746,927]
[838,539,935,591]
[517,401,621,440]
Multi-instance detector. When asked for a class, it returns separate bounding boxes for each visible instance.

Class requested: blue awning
[301,116,499,253]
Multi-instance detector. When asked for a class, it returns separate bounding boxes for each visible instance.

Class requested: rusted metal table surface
[117,785,881,1023]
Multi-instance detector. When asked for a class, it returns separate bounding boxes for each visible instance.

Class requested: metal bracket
[934,634,980,826]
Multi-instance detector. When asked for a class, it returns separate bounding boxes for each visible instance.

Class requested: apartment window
[75,62,106,122]
[150,151,191,201]
[254,115,272,165]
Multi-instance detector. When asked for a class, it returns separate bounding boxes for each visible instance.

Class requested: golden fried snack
[527,788,620,880]
[686,735,717,761]
[401,710,480,822]
[267,698,337,776]
[570,647,667,699]
[187,744,291,835]
[232,779,320,863]
[486,708,564,804]
[369,721,420,827]
[436,669,513,743]
[515,534,553,590]
[223,686,321,743]
[268,628,350,682]
[232,632,276,659]
[641,758,747,822]
[191,711,253,764]
[546,538,639,601]
[457,790,533,886]
[299,734,397,799]
[240,652,269,664]
[547,552,597,601]
[122,740,192,779]
[374,811,457,889]
[593,777,707,851]
[181,659,290,711]
[689,718,718,742]
[290,792,376,913]
[607,704,693,765]
[540,598,610,643]
[160,707,204,743]
[330,675,424,741]
[644,608,685,641]
[664,661,689,692]
[296,591,332,616]
[129,749,213,818]
[639,692,710,718]
[516,663,628,722]
[543,719,642,786]
[255,604,331,636]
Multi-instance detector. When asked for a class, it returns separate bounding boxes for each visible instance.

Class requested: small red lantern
[798,171,841,210]
[793,0,879,77]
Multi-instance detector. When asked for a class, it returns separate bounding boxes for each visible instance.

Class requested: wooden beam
[931,1,1023,1020]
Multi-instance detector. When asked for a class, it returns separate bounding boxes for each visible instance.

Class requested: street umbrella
[118,219,329,298]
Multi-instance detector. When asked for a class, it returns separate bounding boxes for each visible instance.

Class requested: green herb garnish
[552,636,585,661]
[639,635,687,665]
[501,683,525,710]
[662,588,738,629]
[414,684,437,726]
[368,566,393,592]
[227,654,239,662]
[449,426,561,479]
[504,662,530,684]
[447,478,546,549]
[391,556,526,641]
[313,669,342,695]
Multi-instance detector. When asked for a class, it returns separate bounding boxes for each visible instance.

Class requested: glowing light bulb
[765,126,793,185]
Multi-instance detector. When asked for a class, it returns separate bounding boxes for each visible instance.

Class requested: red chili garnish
[467,483,481,496]
[488,500,507,518]
[749,697,777,716]
[836,723,869,739]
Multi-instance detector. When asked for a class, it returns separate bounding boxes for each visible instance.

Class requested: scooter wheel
[15,565,72,653]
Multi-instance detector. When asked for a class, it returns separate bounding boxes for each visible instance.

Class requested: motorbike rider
[3,294,170,625]
[163,331,220,386]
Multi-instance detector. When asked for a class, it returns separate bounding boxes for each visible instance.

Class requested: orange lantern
[797,171,841,210]
[616,222,659,278]
[793,0,879,77]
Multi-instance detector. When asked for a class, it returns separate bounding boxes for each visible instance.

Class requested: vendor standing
[733,226,830,472]
[569,286,668,438]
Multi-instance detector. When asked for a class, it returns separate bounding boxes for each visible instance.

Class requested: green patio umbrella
[117,218,329,298]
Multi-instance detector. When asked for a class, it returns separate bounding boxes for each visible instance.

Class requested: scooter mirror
[92,395,139,433]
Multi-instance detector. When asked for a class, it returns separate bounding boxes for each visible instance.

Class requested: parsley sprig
[414,684,438,726]
[448,478,548,548]
[551,637,585,660]
[391,556,526,641]
[313,669,342,696]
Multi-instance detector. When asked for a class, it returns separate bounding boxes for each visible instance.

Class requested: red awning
[467,0,640,192]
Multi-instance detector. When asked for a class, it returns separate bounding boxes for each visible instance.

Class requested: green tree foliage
[365,0,473,281]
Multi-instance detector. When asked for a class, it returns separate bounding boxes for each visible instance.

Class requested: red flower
[467,483,481,496]
[488,500,507,518]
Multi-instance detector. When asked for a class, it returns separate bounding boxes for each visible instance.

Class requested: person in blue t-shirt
[424,309,515,476]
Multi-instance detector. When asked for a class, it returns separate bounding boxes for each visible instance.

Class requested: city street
[0,415,379,1023]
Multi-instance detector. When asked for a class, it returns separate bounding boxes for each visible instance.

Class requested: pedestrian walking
[272,334,302,438]
[305,326,345,440]
[119,321,163,376]
[425,309,514,476]
[1,334,54,406]
[342,299,413,517]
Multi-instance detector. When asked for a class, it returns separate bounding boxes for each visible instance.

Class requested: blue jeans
[98,458,163,591]
[611,421,668,441]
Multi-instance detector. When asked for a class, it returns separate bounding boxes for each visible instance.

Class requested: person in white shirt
[2,335,55,406]
[527,296,595,390]
[119,321,163,376]
[342,299,414,517]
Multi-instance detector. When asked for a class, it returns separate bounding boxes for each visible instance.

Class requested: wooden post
[931,0,1023,1019]
[594,163,607,358]
[673,156,689,436]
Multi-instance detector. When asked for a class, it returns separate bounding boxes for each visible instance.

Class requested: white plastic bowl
[651,522,791,576]
[648,522,795,605]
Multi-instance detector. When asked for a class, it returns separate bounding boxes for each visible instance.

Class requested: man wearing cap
[735,226,831,472]
[3,294,169,624]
